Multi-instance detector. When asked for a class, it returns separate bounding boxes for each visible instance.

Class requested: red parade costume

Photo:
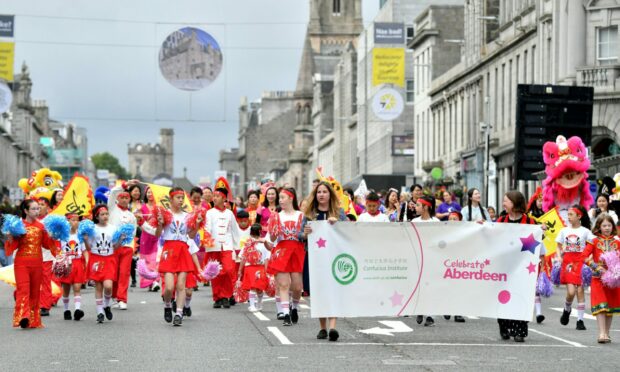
[582,235,620,316]
[4,220,59,328]
[267,211,305,274]
[57,236,87,285]
[240,238,268,291]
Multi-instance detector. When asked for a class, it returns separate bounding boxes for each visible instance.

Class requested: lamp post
[482,96,491,206]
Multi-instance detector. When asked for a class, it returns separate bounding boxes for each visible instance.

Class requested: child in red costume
[237,224,270,312]
[582,214,620,343]
[57,214,89,321]
[4,199,59,328]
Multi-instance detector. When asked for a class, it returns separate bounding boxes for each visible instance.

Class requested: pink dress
[139,203,160,288]
[257,206,274,238]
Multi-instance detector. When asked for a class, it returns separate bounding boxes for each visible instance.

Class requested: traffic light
[514,84,593,180]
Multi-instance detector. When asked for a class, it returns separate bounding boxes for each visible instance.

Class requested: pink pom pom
[202,260,222,281]
[601,251,620,288]
[137,258,159,280]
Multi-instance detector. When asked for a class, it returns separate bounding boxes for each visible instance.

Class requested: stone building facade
[127,128,174,181]
[412,0,620,209]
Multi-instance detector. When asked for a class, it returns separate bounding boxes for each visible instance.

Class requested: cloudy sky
[4,0,380,183]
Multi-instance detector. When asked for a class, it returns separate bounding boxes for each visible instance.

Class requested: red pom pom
[267,213,280,238]
[233,281,249,303]
[148,206,173,227]
[186,207,207,231]
[265,275,276,297]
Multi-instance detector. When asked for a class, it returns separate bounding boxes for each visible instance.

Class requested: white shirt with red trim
[358,212,390,223]
[205,207,240,252]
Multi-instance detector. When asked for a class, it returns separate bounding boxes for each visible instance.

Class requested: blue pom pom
[77,220,96,244]
[536,273,554,297]
[581,265,592,288]
[111,223,135,246]
[42,215,70,241]
[551,262,561,285]
[1,215,26,237]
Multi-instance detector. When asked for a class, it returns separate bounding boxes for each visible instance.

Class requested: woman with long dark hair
[256,187,279,238]
[462,188,488,222]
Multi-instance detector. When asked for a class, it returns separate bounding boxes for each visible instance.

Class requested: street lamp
[481,96,491,206]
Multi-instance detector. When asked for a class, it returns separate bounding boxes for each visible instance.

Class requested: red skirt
[59,257,86,285]
[267,240,305,275]
[560,252,584,285]
[88,253,118,282]
[158,241,195,274]
[242,265,269,291]
[185,272,197,289]
[590,277,620,315]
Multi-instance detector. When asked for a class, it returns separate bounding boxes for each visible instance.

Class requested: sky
[4,0,380,184]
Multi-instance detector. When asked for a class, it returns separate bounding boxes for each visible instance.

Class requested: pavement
[1,282,619,371]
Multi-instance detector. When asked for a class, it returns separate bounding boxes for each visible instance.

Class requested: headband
[449,212,461,219]
[214,190,226,198]
[117,191,130,198]
[570,207,583,218]
[418,199,432,208]
[95,206,108,216]
[280,189,295,199]
[170,190,185,198]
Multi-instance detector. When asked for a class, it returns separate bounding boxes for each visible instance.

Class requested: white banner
[308,221,543,321]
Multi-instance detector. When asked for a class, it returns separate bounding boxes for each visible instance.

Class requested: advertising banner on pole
[372,47,404,87]
[0,42,14,82]
[309,221,542,321]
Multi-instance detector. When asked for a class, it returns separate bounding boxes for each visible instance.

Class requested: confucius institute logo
[331,254,358,285]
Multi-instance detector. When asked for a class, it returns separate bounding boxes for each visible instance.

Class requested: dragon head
[542,135,590,189]
[18,168,63,201]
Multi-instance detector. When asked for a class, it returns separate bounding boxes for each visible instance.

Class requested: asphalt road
[1,282,619,371]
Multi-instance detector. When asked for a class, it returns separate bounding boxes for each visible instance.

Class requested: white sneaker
[112,301,120,309]
[119,301,127,310]
[256,303,263,311]
[248,305,258,312]
[152,284,160,292]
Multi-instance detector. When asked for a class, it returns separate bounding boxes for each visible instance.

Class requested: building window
[333,0,341,15]
[406,79,414,103]
[597,26,618,65]
[406,26,415,42]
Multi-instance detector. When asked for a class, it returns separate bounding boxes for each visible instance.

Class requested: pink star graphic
[526,262,537,274]
[389,291,403,307]
[316,237,327,249]
[484,259,491,265]
[520,234,540,254]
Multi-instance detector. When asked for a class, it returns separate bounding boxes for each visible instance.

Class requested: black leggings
[498,318,528,337]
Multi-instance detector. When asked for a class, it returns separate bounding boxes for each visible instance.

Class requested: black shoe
[64,310,72,320]
[173,314,182,326]
[164,307,173,323]
[500,332,510,340]
[317,329,328,339]
[443,315,451,320]
[19,318,29,329]
[514,336,525,342]
[283,314,292,326]
[229,296,236,306]
[416,315,424,324]
[222,298,230,309]
[74,309,84,321]
[40,308,50,317]
[328,329,339,342]
[172,300,177,313]
[291,308,299,324]
[183,306,192,317]
[104,306,113,321]
[97,313,104,323]
[576,320,586,330]
[130,282,136,288]
[424,316,435,327]
[277,312,285,320]
[454,316,465,323]
[560,309,571,325]
[213,300,222,309]
[536,314,545,324]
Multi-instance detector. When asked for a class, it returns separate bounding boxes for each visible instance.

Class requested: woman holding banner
[496,190,542,342]
[302,181,346,341]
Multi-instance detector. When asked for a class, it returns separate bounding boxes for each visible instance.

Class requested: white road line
[299,304,311,310]
[253,311,270,321]
[529,328,587,348]
[267,327,294,345]
[292,342,576,348]
[549,307,596,320]
[466,316,479,320]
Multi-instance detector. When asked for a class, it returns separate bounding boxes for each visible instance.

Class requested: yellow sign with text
[0,42,14,82]
[372,47,404,87]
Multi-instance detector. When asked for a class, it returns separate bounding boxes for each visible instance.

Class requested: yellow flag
[0,42,14,82]
[50,174,95,217]
[372,47,405,87]
[144,183,193,212]
[533,207,565,257]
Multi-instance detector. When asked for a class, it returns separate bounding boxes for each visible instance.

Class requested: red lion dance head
[541,135,593,212]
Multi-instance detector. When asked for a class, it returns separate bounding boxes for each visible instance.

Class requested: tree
[91,152,130,180]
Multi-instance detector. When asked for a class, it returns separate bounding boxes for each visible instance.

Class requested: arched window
[333,0,341,15]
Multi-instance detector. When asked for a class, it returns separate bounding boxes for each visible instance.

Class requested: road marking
[108,360,119,362]
[466,316,479,319]
[253,311,270,321]
[299,304,311,310]
[140,301,146,304]
[529,328,586,348]
[293,342,577,348]
[277,356,289,359]
[268,327,293,345]
[549,307,596,320]
[383,359,456,366]
[359,320,413,336]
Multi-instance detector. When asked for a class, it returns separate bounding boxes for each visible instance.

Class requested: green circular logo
[331,253,358,285]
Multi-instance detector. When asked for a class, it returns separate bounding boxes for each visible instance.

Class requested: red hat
[214,177,233,202]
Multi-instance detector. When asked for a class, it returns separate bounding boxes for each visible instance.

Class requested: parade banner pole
[309,221,542,321]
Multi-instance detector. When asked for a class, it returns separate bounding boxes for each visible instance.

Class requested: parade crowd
[1,175,620,345]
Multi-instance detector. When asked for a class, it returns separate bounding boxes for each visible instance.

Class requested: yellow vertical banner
[50,174,95,217]
[533,207,566,257]
[145,183,193,212]
[0,42,14,82]
[372,47,405,87]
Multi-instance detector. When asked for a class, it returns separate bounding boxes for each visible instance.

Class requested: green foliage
[91,152,130,180]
